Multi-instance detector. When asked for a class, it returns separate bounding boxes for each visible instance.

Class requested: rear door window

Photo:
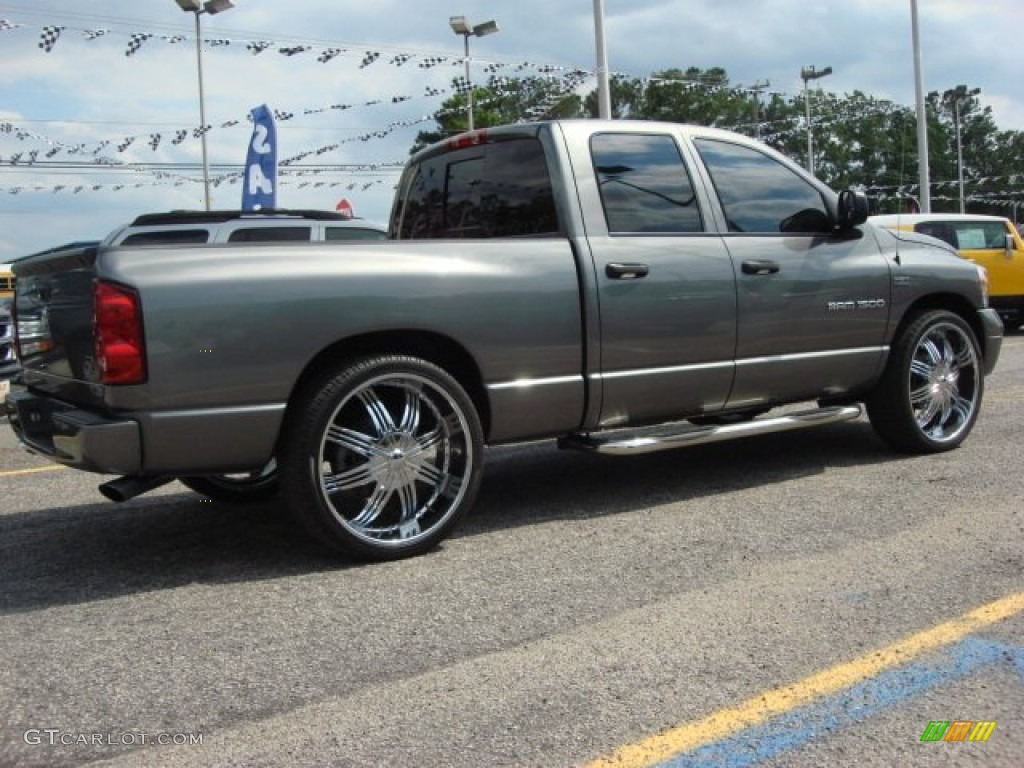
[590,133,703,233]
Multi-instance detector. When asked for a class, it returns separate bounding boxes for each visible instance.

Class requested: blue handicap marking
[657,637,1024,768]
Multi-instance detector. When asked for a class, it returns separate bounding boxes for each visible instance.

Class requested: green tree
[408,68,1024,219]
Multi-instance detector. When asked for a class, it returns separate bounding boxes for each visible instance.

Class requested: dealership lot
[1,335,1022,767]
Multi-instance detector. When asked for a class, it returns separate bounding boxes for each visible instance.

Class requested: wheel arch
[892,293,988,359]
[284,330,491,438]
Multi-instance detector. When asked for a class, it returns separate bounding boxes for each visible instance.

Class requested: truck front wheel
[280,355,484,560]
[867,310,983,453]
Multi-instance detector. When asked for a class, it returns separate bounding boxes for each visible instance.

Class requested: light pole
[174,0,235,211]
[800,65,832,176]
[946,86,978,214]
[954,97,965,213]
[593,0,611,119]
[449,16,499,132]
[910,0,930,212]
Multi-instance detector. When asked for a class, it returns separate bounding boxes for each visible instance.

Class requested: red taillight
[94,281,145,385]
[446,129,488,150]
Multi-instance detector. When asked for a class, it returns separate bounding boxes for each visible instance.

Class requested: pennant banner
[242,104,277,211]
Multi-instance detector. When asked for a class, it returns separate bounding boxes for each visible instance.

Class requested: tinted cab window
[694,139,830,233]
[591,133,702,233]
[397,138,559,238]
[119,229,210,246]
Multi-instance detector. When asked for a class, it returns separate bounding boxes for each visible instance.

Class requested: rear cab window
[396,137,559,238]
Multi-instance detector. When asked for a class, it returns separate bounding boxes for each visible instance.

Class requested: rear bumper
[978,307,1004,376]
[5,387,142,474]
[4,386,285,475]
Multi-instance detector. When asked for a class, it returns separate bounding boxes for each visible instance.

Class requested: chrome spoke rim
[908,323,979,443]
[316,373,473,546]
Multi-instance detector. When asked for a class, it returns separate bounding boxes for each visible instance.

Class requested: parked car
[870,213,1024,329]
[102,209,388,246]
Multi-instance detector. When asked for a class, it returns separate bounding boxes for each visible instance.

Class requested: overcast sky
[2,0,1022,260]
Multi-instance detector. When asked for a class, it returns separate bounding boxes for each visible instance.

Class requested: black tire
[279,355,484,561]
[180,460,280,503]
[867,310,983,453]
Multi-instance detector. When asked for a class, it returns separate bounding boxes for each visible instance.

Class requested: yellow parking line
[0,464,67,478]
[585,591,1024,768]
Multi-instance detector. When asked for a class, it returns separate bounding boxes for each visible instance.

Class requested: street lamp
[946,86,978,214]
[800,64,832,176]
[593,0,611,119]
[174,0,235,211]
[449,15,498,131]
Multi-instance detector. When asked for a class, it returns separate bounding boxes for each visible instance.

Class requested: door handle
[741,259,780,275]
[606,262,650,280]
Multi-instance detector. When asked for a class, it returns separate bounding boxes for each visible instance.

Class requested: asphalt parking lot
[1,333,1022,767]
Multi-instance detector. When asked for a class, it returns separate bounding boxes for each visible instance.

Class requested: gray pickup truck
[6,120,1004,560]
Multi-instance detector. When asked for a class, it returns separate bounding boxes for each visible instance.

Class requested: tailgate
[13,242,106,407]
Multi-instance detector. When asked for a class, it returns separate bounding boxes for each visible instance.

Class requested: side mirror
[835,190,868,231]
[836,189,869,230]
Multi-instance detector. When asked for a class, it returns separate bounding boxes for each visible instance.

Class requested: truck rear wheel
[280,355,484,560]
[867,310,983,453]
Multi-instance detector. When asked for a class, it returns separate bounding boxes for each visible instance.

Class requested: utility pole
[748,80,770,139]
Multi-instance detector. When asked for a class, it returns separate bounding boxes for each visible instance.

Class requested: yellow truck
[870,213,1024,330]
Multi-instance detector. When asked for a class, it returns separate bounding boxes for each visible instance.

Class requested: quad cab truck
[5,120,1004,561]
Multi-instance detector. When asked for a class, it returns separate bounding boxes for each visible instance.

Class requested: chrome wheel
[908,321,980,443]
[867,310,984,453]
[282,356,483,560]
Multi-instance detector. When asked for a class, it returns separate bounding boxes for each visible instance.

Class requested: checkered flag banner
[2,19,23,32]
[247,40,272,55]
[125,33,152,56]
[418,56,447,69]
[278,45,310,57]
[148,134,161,151]
[359,51,381,68]
[317,48,343,63]
[38,26,64,53]
[83,29,110,41]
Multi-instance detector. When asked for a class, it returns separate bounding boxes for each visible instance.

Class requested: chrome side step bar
[558,405,863,456]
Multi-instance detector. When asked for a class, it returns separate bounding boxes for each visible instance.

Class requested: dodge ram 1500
[6,120,1004,560]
